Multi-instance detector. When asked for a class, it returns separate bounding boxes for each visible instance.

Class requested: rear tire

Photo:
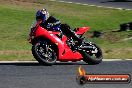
[80,43,103,65]
[32,39,57,65]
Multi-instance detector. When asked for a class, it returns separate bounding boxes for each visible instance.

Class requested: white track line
[103,59,132,61]
[0,59,132,63]
[49,0,132,10]
[0,61,38,63]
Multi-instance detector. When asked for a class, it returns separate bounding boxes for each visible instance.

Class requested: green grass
[0,0,132,60]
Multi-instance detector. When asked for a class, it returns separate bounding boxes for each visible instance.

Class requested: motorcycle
[28,20,103,65]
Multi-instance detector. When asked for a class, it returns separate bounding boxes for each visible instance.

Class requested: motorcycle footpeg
[71,46,77,52]
[70,44,80,52]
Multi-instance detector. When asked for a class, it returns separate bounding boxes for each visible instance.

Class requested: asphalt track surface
[55,0,132,9]
[0,61,132,88]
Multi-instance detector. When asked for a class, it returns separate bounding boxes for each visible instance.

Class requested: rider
[36,9,60,31]
[35,9,83,49]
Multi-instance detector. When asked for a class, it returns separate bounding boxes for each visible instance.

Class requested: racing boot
[60,24,84,50]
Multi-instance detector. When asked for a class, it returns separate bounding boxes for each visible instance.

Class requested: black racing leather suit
[40,16,82,43]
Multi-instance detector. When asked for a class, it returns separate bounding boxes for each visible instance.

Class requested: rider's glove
[47,23,53,28]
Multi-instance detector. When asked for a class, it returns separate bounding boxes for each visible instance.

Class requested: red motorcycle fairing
[59,36,83,61]
[34,25,83,61]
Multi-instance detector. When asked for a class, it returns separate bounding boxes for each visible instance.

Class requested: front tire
[32,39,57,65]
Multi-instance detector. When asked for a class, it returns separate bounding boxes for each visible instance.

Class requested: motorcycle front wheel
[32,39,57,65]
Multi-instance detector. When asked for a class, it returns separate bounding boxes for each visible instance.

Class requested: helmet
[36,9,49,21]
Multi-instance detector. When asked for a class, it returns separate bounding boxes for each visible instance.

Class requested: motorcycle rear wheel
[32,39,57,65]
[80,43,103,65]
